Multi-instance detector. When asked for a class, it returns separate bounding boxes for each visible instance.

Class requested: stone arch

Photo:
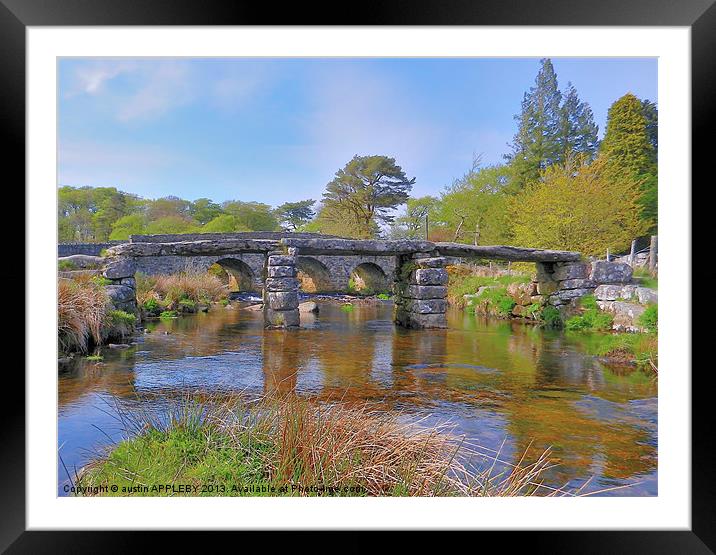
[296,256,333,293]
[350,262,388,294]
[214,257,257,292]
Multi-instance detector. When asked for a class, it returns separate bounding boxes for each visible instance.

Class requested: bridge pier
[393,253,448,329]
[263,248,300,329]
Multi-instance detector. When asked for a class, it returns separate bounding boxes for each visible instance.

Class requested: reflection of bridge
[102,232,584,329]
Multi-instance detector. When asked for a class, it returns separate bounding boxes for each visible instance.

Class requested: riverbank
[72,394,565,497]
[58,274,137,357]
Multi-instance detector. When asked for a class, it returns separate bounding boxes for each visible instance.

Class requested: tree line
[59,59,657,257]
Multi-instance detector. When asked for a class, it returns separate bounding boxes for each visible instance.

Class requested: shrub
[160,310,178,320]
[638,304,658,332]
[58,260,76,271]
[565,296,614,332]
[541,306,562,328]
[377,293,391,300]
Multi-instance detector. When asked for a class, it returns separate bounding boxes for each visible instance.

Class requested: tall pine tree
[507,59,563,189]
[560,82,599,162]
[600,93,658,232]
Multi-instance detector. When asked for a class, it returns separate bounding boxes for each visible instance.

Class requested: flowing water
[58,300,657,496]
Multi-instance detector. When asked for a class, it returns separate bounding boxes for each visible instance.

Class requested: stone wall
[58,242,124,257]
[393,253,448,329]
[534,260,634,309]
[263,249,300,328]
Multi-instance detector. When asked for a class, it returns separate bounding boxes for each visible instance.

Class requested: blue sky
[58,57,657,205]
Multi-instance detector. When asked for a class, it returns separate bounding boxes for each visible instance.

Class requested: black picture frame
[7,0,712,551]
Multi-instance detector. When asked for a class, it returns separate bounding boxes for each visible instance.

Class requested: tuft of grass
[377,293,391,300]
[633,267,658,289]
[85,354,103,361]
[136,270,228,311]
[565,295,613,332]
[58,278,108,354]
[58,260,76,271]
[74,395,596,498]
[541,306,563,328]
[340,304,354,313]
[637,304,657,332]
[160,310,178,320]
[575,332,658,371]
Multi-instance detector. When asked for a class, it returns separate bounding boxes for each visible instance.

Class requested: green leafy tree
[144,216,195,235]
[434,164,513,245]
[275,199,316,230]
[511,155,649,256]
[147,196,192,221]
[507,59,563,189]
[222,201,280,231]
[109,213,146,240]
[200,214,251,233]
[600,93,658,231]
[391,196,440,239]
[190,198,224,226]
[322,155,415,239]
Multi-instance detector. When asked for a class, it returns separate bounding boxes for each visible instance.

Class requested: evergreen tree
[560,82,599,161]
[322,155,415,239]
[506,59,563,189]
[600,93,657,231]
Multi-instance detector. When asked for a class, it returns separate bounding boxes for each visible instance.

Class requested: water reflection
[58,302,657,496]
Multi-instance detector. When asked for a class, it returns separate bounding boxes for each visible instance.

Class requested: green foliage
[468,285,516,317]
[220,299,230,307]
[510,156,648,256]
[222,201,280,231]
[633,267,658,289]
[110,213,146,240]
[391,196,440,239]
[600,93,658,231]
[377,293,391,300]
[541,306,562,328]
[322,155,415,239]
[431,162,514,244]
[638,304,658,332]
[85,354,103,361]
[58,260,76,271]
[565,296,614,332]
[275,199,316,230]
[90,275,112,286]
[160,310,178,319]
[200,214,251,233]
[447,271,529,308]
[59,185,139,242]
[340,304,355,312]
[179,298,197,312]
[144,216,195,235]
[143,298,160,313]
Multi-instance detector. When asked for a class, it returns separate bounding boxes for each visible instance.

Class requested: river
[58,300,657,496]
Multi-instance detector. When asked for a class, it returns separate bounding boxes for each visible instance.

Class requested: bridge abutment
[393,253,448,329]
[263,248,300,329]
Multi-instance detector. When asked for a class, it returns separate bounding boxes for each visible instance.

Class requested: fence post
[606,248,610,262]
[649,235,658,275]
[424,214,429,241]
[629,239,637,267]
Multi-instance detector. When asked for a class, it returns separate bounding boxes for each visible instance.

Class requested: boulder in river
[298,301,319,314]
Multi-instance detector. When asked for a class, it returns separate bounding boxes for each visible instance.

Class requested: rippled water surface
[58,301,657,496]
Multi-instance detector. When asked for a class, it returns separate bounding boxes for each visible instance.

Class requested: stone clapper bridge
[100,233,595,329]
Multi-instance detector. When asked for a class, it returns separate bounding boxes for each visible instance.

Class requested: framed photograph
[9,0,711,550]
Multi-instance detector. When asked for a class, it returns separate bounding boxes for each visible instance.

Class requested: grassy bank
[446,265,530,309]
[73,395,572,497]
[58,275,136,354]
[136,271,229,316]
